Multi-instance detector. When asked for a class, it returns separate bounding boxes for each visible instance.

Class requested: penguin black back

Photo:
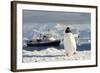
[65,27,71,33]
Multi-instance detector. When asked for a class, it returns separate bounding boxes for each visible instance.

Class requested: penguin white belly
[64,33,76,56]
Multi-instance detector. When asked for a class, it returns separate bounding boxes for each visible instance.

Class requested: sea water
[23,39,91,51]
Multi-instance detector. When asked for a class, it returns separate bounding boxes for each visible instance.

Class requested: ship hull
[27,40,60,47]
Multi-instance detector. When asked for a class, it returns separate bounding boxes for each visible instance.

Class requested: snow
[23,48,91,63]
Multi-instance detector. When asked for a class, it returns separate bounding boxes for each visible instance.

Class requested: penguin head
[65,27,71,33]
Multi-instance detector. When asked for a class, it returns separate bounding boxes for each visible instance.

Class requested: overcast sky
[23,10,91,25]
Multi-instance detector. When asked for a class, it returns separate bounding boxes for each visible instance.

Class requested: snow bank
[23,48,91,63]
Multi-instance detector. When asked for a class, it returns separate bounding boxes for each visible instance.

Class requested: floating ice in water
[23,50,33,56]
[30,47,65,56]
[23,47,91,63]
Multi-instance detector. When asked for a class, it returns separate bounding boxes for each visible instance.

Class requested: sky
[23,10,91,25]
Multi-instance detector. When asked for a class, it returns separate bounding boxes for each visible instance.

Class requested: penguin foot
[66,53,72,57]
[73,52,77,55]
[66,52,77,57]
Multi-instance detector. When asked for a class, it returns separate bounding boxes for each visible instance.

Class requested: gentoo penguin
[64,27,77,57]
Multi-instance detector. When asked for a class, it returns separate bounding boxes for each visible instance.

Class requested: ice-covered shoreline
[23,48,91,63]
